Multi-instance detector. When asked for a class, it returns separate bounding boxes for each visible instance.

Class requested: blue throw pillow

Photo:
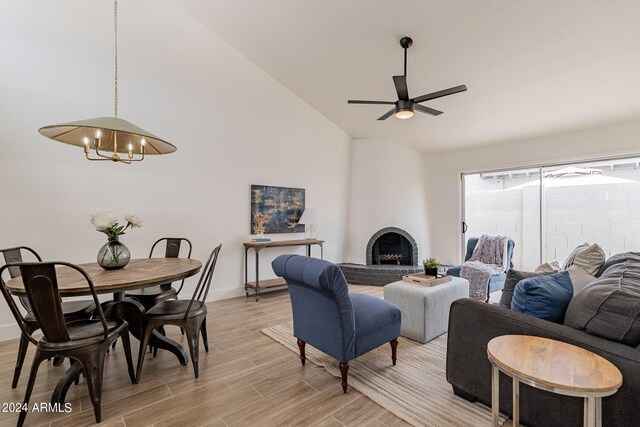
[511,270,574,323]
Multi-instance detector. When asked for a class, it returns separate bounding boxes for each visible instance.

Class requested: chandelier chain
[114,0,118,118]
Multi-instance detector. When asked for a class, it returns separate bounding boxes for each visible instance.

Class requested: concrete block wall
[465,173,640,270]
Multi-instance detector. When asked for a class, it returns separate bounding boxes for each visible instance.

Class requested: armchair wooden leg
[339,362,349,394]
[390,339,398,366]
[297,339,306,366]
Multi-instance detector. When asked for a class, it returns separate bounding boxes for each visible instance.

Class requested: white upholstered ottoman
[383,277,469,344]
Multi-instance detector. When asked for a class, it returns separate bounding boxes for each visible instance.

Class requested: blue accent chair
[272,254,401,393]
[447,237,515,296]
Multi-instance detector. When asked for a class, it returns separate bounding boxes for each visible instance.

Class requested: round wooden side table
[487,335,622,427]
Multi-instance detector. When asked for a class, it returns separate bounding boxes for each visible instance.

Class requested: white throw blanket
[461,235,507,301]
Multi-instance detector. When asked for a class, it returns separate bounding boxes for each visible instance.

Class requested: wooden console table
[243,238,324,301]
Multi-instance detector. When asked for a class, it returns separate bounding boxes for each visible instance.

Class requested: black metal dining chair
[123,238,193,355]
[0,246,96,388]
[136,244,221,382]
[0,262,135,426]
[125,238,193,309]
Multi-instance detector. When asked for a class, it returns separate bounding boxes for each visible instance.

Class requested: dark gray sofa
[446,298,640,426]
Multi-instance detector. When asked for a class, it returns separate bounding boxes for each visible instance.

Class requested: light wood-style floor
[0,285,412,427]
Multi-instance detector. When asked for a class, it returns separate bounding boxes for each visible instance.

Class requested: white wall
[0,1,352,340]
[345,139,429,264]
[425,119,640,266]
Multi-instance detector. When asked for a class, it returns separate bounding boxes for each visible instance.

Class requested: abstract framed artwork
[251,185,305,234]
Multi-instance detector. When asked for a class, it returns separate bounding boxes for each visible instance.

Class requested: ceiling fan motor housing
[396,99,414,113]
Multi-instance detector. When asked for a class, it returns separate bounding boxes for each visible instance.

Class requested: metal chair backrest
[0,262,108,343]
[0,246,42,311]
[185,244,221,320]
[149,238,193,294]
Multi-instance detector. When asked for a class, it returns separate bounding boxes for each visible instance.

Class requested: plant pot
[424,267,438,277]
[97,237,130,270]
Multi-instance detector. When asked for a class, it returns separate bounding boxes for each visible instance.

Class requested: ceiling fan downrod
[400,36,412,77]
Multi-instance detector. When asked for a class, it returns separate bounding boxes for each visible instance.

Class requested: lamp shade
[298,208,322,225]
[38,116,176,155]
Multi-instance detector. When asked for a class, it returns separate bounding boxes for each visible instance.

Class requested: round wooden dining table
[5,258,202,404]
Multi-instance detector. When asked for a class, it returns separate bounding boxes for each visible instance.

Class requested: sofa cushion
[499,269,552,309]
[596,252,640,277]
[562,243,605,276]
[511,271,574,323]
[566,265,595,294]
[564,258,640,347]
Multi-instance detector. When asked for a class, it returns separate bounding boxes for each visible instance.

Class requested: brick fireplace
[366,227,418,266]
[340,227,423,285]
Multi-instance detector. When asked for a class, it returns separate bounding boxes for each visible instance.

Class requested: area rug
[262,322,507,427]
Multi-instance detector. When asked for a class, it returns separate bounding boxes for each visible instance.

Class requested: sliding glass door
[542,158,640,262]
[462,169,540,270]
[462,156,640,269]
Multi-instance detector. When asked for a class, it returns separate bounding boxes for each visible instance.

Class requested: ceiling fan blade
[393,75,409,100]
[377,108,396,121]
[414,104,443,116]
[348,100,395,105]
[412,84,467,104]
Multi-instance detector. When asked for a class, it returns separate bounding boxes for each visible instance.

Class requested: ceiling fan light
[395,109,414,119]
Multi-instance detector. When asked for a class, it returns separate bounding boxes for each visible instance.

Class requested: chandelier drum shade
[38,0,175,164]
[38,117,176,160]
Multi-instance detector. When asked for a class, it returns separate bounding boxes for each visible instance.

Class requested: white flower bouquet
[90,209,143,238]
[90,210,143,269]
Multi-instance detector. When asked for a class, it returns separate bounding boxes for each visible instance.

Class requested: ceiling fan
[348,37,467,120]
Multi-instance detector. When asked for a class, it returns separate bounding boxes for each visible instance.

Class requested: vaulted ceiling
[176,0,640,153]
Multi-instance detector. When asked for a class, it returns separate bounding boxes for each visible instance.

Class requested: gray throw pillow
[564,260,640,347]
[535,262,560,273]
[566,265,595,294]
[563,243,606,276]
[562,243,588,270]
[499,269,552,309]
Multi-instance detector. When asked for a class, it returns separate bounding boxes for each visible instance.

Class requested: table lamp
[298,208,322,239]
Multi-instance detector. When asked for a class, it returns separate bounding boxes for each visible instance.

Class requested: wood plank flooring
[0,286,412,427]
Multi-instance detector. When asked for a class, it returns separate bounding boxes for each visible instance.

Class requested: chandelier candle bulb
[127,143,133,159]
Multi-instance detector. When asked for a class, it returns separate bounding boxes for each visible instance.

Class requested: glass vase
[97,237,130,270]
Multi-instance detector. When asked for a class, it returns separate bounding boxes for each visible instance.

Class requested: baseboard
[181,286,250,304]
[207,286,247,301]
[0,323,21,342]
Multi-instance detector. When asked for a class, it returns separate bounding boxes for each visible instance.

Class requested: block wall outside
[464,171,640,270]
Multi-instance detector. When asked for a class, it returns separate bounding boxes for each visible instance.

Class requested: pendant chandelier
[38,0,176,164]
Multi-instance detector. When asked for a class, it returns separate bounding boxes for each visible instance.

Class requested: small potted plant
[423,257,440,277]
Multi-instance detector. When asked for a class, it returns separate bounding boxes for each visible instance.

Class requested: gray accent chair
[447,237,515,294]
